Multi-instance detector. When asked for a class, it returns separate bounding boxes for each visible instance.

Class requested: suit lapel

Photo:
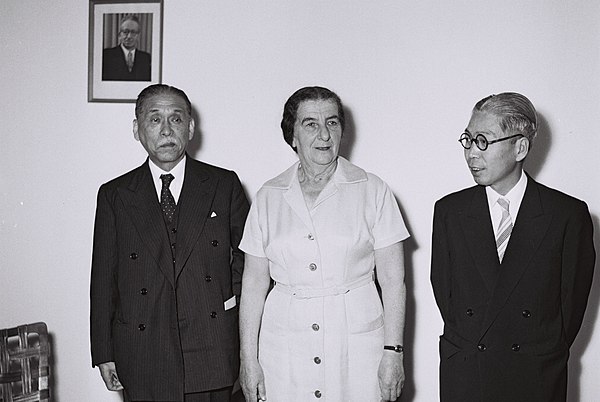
[479,178,553,338]
[174,160,216,282]
[459,186,499,292]
[117,162,176,287]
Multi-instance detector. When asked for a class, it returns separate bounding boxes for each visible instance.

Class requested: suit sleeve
[431,200,452,323]
[561,200,595,346]
[90,185,118,367]
[229,171,250,297]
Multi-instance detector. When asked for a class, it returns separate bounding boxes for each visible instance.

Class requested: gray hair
[474,92,538,146]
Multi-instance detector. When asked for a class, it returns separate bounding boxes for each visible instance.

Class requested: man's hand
[98,361,124,391]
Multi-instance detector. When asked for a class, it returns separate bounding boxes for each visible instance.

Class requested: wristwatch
[384,345,404,353]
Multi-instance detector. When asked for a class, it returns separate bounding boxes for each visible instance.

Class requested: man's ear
[188,118,195,140]
[133,119,140,141]
[515,137,530,162]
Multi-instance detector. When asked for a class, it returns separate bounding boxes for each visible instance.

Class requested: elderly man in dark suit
[90,84,249,401]
[431,92,595,402]
[102,15,151,81]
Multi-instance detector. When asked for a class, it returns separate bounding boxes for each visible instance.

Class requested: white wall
[1,1,599,400]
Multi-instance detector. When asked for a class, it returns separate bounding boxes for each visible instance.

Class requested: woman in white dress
[239,86,409,402]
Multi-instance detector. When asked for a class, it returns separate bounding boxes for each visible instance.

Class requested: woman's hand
[240,358,267,401]
[378,351,404,401]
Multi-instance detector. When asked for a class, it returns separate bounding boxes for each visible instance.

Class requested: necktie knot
[497,197,510,212]
[161,174,174,188]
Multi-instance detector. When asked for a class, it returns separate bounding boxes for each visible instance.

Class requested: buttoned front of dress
[240,157,409,401]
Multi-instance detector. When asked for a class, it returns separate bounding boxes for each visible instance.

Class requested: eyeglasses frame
[458,132,524,151]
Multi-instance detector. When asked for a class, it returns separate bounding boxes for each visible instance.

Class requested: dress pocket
[348,313,384,334]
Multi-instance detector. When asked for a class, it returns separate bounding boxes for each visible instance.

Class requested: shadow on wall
[523,112,551,179]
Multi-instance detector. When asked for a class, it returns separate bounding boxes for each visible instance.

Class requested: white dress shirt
[486,170,528,232]
[148,156,186,204]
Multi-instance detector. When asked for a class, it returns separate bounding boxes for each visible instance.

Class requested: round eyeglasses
[458,132,524,151]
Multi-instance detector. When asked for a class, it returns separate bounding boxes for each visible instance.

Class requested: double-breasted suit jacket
[90,157,249,401]
[102,45,151,81]
[431,174,595,402]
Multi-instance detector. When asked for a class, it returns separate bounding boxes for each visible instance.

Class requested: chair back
[0,322,50,401]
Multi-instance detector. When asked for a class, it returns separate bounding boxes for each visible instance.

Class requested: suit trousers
[124,386,233,402]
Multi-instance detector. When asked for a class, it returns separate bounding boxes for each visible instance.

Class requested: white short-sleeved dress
[240,157,409,401]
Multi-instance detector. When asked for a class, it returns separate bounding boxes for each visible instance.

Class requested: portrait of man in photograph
[102,14,151,81]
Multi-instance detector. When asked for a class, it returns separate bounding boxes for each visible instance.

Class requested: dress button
[211,240,219,247]
[171,243,176,249]
[171,228,177,234]
[129,253,138,260]
[313,357,321,364]
[205,275,212,282]
[512,344,521,352]
[466,308,474,317]
[314,390,322,398]
[522,310,531,318]
[172,258,176,264]
[140,288,148,295]
[210,311,217,318]
[312,323,320,331]
[309,263,317,271]
[308,233,314,240]
[477,344,486,352]
[138,324,146,331]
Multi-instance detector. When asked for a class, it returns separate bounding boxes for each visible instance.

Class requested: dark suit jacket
[90,157,249,400]
[431,174,595,402]
[102,45,151,81]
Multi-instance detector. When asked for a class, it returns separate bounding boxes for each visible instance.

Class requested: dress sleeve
[372,178,410,250]
[239,194,267,258]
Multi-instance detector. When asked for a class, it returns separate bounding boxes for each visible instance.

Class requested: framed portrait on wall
[88,0,163,102]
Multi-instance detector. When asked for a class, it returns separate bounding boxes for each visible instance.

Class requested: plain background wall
[1,1,599,400]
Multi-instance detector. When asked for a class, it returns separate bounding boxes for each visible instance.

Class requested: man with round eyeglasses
[102,15,151,81]
[431,92,595,402]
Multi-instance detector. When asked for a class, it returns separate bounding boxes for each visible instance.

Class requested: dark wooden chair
[0,322,50,401]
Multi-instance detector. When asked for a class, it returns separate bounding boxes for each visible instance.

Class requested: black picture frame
[88,0,163,102]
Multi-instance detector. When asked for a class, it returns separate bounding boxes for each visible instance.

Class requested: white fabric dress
[239,157,409,401]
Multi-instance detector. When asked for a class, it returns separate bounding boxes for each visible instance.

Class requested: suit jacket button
[205,275,212,282]
[512,344,521,352]
[138,324,146,331]
[210,311,217,318]
[522,310,531,318]
[140,288,148,295]
[477,343,486,352]
[314,390,322,398]
[211,240,219,247]
[466,308,474,316]
[129,253,138,260]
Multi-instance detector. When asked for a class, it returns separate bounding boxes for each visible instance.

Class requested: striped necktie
[127,50,134,72]
[495,198,512,263]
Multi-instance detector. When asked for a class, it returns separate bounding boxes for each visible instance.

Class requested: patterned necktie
[160,174,176,223]
[495,198,512,262]
[127,51,134,72]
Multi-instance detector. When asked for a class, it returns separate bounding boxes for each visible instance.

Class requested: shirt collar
[148,156,186,201]
[263,156,367,189]
[486,170,528,212]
